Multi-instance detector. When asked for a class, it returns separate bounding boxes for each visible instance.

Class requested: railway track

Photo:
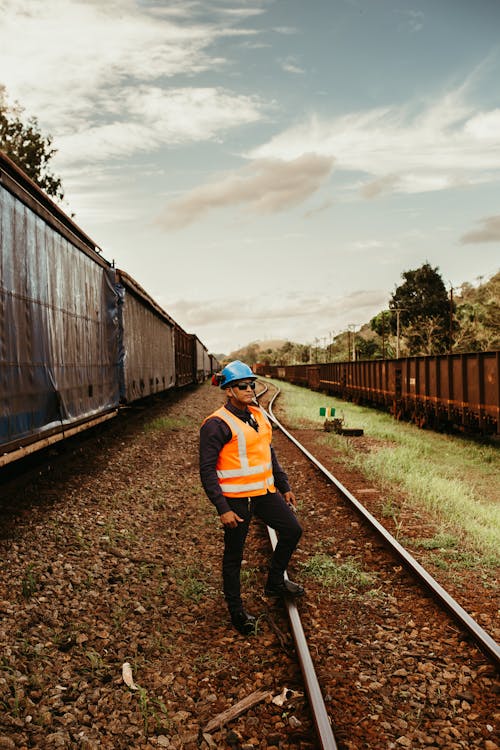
[256,380,499,750]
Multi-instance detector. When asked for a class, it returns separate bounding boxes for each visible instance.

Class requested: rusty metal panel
[118,282,175,402]
[482,351,499,427]
[174,324,194,387]
[465,355,480,408]
[0,182,119,453]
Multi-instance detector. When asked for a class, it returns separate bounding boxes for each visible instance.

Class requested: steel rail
[264,382,500,669]
[255,384,339,749]
[266,528,339,750]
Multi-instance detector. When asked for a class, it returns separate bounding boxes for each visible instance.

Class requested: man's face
[227,379,256,407]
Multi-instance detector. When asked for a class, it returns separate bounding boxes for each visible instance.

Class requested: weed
[428,554,449,570]
[300,553,375,591]
[172,565,212,603]
[73,530,91,549]
[193,653,228,673]
[144,416,191,432]
[240,566,259,585]
[412,533,458,550]
[135,684,171,735]
[83,649,112,681]
[138,562,156,581]
[21,564,38,599]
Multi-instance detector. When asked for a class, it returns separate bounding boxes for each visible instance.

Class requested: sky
[1,0,499,355]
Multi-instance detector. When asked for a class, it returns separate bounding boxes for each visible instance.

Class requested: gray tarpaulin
[0,183,119,452]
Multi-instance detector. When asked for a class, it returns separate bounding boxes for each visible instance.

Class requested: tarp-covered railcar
[0,152,119,466]
[191,335,209,383]
[115,270,176,402]
[202,347,211,381]
[209,354,218,375]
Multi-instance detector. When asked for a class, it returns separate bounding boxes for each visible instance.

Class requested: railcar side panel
[202,348,211,380]
[0,176,119,458]
[174,325,195,387]
[192,335,207,383]
[482,351,499,431]
[117,282,175,402]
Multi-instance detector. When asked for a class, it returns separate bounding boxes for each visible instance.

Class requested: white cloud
[54,87,262,165]
[396,8,425,33]
[280,57,305,74]
[157,153,334,228]
[249,89,500,196]
[460,215,500,244]
[162,288,388,353]
[464,109,500,140]
[0,0,265,162]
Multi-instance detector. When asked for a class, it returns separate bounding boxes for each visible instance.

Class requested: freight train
[255,352,499,435]
[0,152,219,468]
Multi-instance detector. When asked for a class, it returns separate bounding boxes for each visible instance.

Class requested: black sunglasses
[234,381,256,391]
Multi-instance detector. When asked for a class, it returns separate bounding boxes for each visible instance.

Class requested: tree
[370,311,396,358]
[389,263,454,355]
[0,86,64,201]
[453,273,500,352]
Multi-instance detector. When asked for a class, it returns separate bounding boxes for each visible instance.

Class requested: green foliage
[172,564,211,602]
[453,272,500,352]
[0,86,64,201]
[275,378,500,560]
[135,684,171,735]
[144,415,191,432]
[21,564,38,599]
[300,553,375,589]
[389,262,454,355]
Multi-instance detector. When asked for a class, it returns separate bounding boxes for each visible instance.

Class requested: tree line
[230,265,499,365]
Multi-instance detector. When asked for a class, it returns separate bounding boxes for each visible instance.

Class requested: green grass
[144,415,191,432]
[172,564,213,603]
[270,379,500,563]
[300,553,375,590]
[21,564,38,599]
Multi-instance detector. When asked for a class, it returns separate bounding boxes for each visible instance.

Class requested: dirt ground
[0,382,498,750]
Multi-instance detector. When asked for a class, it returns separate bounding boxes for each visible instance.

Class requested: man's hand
[283,490,297,508]
[219,510,244,528]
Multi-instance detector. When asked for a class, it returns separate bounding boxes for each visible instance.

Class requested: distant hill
[224,340,287,364]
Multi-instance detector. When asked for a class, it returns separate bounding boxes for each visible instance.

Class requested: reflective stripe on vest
[205,405,276,498]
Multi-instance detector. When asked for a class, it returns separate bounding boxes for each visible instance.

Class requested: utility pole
[449,283,455,353]
[395,309,401,359]
[393,309,407,359]
[348,324,357,361]
[381,311,386,359]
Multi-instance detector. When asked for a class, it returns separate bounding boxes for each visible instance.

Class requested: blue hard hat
[219,360,257,388]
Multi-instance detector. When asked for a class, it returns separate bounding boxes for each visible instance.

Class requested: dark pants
[222,491,302,613]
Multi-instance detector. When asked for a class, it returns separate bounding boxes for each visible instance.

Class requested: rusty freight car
[255,351,499,435]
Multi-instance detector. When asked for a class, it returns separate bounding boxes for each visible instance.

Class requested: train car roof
[0,150,110,268]
[115,268,177,327]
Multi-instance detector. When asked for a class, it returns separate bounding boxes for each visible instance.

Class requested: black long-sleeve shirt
[199,400,291,515]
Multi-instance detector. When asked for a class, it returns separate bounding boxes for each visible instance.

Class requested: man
[199,360,304,636]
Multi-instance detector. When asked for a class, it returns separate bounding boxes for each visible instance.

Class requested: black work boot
[230,609,257,636]
[264,578,305,598]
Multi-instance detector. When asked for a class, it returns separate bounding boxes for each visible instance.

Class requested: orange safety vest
[204,405,276,498]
